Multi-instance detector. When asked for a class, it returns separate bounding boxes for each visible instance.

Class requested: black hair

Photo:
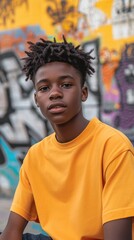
[22,36,95,85]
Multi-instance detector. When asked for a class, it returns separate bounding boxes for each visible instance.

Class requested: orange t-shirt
[11,118,134,240]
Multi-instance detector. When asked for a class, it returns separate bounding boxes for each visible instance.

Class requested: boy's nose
[49,87,63,100]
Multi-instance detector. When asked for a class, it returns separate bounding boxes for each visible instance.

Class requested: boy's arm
[0,211,28,240]
[104,217,132,240]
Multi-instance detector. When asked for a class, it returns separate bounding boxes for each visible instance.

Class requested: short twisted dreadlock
[22,36,95,85]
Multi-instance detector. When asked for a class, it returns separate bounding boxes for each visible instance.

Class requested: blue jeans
[22,233,52,240]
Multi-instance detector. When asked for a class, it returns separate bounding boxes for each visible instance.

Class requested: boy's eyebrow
[36,79,48,84]
[35,79,49,87]
[36,74,75,84]
[59,74,75,80]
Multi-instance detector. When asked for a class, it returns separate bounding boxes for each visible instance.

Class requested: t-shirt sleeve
[102,149,134,224]
[10,160,39,222]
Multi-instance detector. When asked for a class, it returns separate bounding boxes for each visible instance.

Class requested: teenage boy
[0,37,134,240]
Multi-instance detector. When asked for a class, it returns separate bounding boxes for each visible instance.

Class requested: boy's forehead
[34,61,82,83]
[35,61,80,75]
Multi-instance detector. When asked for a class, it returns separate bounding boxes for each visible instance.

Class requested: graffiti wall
[0,0,134,198]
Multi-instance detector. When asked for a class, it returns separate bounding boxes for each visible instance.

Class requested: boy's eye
[62,83,72,88]
[39,86,49,92]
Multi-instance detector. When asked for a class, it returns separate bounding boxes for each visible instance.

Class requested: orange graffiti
[100,48,120,91]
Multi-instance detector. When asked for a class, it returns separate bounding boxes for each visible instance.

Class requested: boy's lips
[48,102,67,113]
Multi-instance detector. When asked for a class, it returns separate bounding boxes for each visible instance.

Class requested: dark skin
[0,62,132,240]
[0,212,28,240]
[34,62,89,143]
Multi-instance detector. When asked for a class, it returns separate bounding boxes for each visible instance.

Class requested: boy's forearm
[0,212,28,240]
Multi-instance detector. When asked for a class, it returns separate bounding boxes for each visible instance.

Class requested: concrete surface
[0,198,11,232]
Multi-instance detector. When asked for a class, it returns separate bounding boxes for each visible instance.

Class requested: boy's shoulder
[92,118,133,151]
[30,132,55,151]
[22,132,55,167]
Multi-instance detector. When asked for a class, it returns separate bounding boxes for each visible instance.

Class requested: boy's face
[34,62,88,125]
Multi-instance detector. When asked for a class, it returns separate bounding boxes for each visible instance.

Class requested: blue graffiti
[0,136,21,193]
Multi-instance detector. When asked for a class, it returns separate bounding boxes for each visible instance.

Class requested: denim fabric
[0,232,52,239]
[22,233,52,240]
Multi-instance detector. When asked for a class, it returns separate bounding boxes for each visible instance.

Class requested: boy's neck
[52,116,89,143]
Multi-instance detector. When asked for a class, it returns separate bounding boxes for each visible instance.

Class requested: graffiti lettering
[0,49,53,197]
[0,0,28,26]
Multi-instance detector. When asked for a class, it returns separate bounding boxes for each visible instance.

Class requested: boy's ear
[81,86,88,102]
[34,92,39,107]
